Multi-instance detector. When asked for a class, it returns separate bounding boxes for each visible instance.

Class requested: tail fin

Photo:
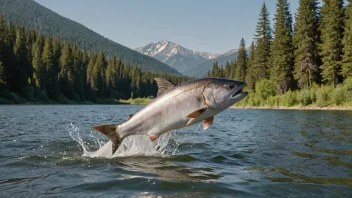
[91,124,122,155]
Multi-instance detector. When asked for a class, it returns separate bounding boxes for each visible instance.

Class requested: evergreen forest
[0,14,190,104]
[207,0,352,107]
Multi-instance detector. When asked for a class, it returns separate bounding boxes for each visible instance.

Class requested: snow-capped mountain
[136,40,221,73]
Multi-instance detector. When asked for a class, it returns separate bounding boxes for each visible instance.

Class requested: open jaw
[230,85,248,100]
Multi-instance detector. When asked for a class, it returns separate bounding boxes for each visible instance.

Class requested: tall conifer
[235,38,248,81]
[342,0,352,78]
[271,0,294,94]
[319,0,344,85]
[252,2,272,83]
[293,0,320,88]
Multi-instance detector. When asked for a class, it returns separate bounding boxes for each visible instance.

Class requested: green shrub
[36,90,51,102]
[20,85,35,102]
[315,85,334,107]
[233,77,352,108]
[255,79,276,100]
[0,97,13,104]
[72,93,81,101]
[267,95,280,107]
[331,85,346,106]
[57,94,71,104]
[297,89,313,106]
[281,90,297,107]
[342,77,352,91]
[6,92,27,104]
[119,97,152,104]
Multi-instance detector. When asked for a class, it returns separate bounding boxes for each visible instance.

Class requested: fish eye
[228,84,235,89]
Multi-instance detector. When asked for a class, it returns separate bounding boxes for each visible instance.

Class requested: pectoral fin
[186,108,206,118]
[203,116,214,130]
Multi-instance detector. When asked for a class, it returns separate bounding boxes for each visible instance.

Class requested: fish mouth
[230,85,248,100]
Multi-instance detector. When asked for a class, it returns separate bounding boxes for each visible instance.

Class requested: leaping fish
[92,78,248,155]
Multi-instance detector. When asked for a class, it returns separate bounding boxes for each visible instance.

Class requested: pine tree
[0,61,4,89]
[59,42,74,98]
[342,0,352,78]
[42,36,58,99]
[32,35,44,89]
[14,25,31,92]
[252,2,272,83]
[72,45,85,100]
[230,60,237,79]
[92,51,107,97]
[211,62,220,77]
[0,15,5,88]
[0,14,5,67]
[235,38,248,81]
[271,0,294,94]
[3,22,16,92]
[105,57,113,88]
[246,41,256,91]
[293,0,320,88]
[26,29,37,47]
[224,61,231,78]
[319,0,344,85]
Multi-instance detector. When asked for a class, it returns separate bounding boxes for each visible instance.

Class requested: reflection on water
[115,156,222,182]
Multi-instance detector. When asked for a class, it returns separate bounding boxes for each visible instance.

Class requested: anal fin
[203,116,214,130]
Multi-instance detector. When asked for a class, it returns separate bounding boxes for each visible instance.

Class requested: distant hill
[184,49,247,78]
[0,0,180,75]
[136,40,220,74]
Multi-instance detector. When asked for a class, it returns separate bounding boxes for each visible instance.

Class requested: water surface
[0,105,351,197]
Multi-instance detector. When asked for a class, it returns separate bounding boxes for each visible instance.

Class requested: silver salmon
[92,78,248,154]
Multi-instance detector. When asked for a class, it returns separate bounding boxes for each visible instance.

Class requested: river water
[0,105,351,197]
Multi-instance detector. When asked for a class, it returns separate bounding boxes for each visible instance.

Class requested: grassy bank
[118,97,152,104]
[235,77,352,109]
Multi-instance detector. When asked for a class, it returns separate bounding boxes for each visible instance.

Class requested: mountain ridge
[0,0,181,75]
[136,40,221,74]
[137,40,250,78]
[184,46,251,78]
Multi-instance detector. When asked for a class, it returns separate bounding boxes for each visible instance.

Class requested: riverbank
[232,105,352,110]
[0,91,152,105]
[1,91,351,109]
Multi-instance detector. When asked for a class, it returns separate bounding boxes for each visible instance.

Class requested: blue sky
[35,0,309,54]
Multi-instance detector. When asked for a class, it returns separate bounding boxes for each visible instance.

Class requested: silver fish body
[92,78,248,154]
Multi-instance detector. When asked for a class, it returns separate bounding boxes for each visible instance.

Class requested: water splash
[65,123,180,158]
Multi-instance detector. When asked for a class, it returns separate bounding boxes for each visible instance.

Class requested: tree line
[0,14,190,103]
[207,0,352,97]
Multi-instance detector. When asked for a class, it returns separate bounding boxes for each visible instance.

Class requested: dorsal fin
[154,78,175,96]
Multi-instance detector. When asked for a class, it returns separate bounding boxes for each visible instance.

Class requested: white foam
[65,123,177,158]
